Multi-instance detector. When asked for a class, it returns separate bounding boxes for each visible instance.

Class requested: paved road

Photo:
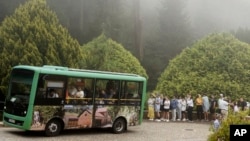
[0,120,212,141]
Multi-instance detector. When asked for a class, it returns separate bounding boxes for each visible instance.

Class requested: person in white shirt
[162,96,171,122]
[176,95,182,121]
[181,96,187,121]
[217,94,224,114]
[154,94,161,122]
[220,98,229,119]
[68,85,77,97]
[186,94,194,122]
[75,87,84,98]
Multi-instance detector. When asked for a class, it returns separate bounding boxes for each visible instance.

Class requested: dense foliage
[0,0,84,93]
[156,33,250,100]
[208,110,250,141]
[82,34,148,79]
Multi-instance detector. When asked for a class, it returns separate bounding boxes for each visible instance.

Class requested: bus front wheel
[112,118,126,134]
[45,119,62,136]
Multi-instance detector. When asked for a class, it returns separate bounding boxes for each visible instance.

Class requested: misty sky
[187,0,250,30]
[142,0,250,35]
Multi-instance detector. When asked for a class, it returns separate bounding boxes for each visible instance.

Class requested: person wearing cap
[218,94,230,119]
[220,97,229,119]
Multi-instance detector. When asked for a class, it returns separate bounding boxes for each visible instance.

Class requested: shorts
[203,106,210,112]
[155,105,160,112]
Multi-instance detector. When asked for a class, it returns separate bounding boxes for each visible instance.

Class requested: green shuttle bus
[3,65,147,136]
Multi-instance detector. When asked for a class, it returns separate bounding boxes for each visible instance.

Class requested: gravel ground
[0,120,213,141]
[133,120,213,141]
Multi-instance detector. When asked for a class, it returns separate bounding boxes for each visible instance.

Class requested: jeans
[176,107,182,120]
[171,109,176,121]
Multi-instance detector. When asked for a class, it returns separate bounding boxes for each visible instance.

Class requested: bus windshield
[5,69,34,117]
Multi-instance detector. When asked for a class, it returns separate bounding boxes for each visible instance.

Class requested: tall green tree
[232,27,250,44]
[142,0,193,90]
[47,0,136,52]
[81,34,148,78]
[0,0,84,93]
[156,33,250,100]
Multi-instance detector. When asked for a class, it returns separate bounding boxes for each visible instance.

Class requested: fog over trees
[1,0,250,91]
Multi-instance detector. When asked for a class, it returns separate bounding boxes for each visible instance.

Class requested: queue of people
[147,93,249,123]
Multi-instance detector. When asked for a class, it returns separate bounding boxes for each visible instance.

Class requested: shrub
[208,110,250,141]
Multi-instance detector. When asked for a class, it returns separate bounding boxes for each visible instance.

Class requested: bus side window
[47,88,62,98]
[37,88,46,98]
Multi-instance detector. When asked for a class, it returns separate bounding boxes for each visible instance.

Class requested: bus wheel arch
[44,118,64,136]
[112,117,127,134]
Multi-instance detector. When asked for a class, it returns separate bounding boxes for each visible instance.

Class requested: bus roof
[13,65,146,81]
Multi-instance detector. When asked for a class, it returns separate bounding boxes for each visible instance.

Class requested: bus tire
[45,119,62,136]
[112,118,126,134]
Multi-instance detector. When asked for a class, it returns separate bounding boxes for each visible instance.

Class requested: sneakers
[177,119,181,121]
[166,119,169,122]
[149,118,154,121]
[155,119,161,122]
[182,118,186,121]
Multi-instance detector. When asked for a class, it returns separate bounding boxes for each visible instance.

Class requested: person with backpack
[170,95,178,121]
